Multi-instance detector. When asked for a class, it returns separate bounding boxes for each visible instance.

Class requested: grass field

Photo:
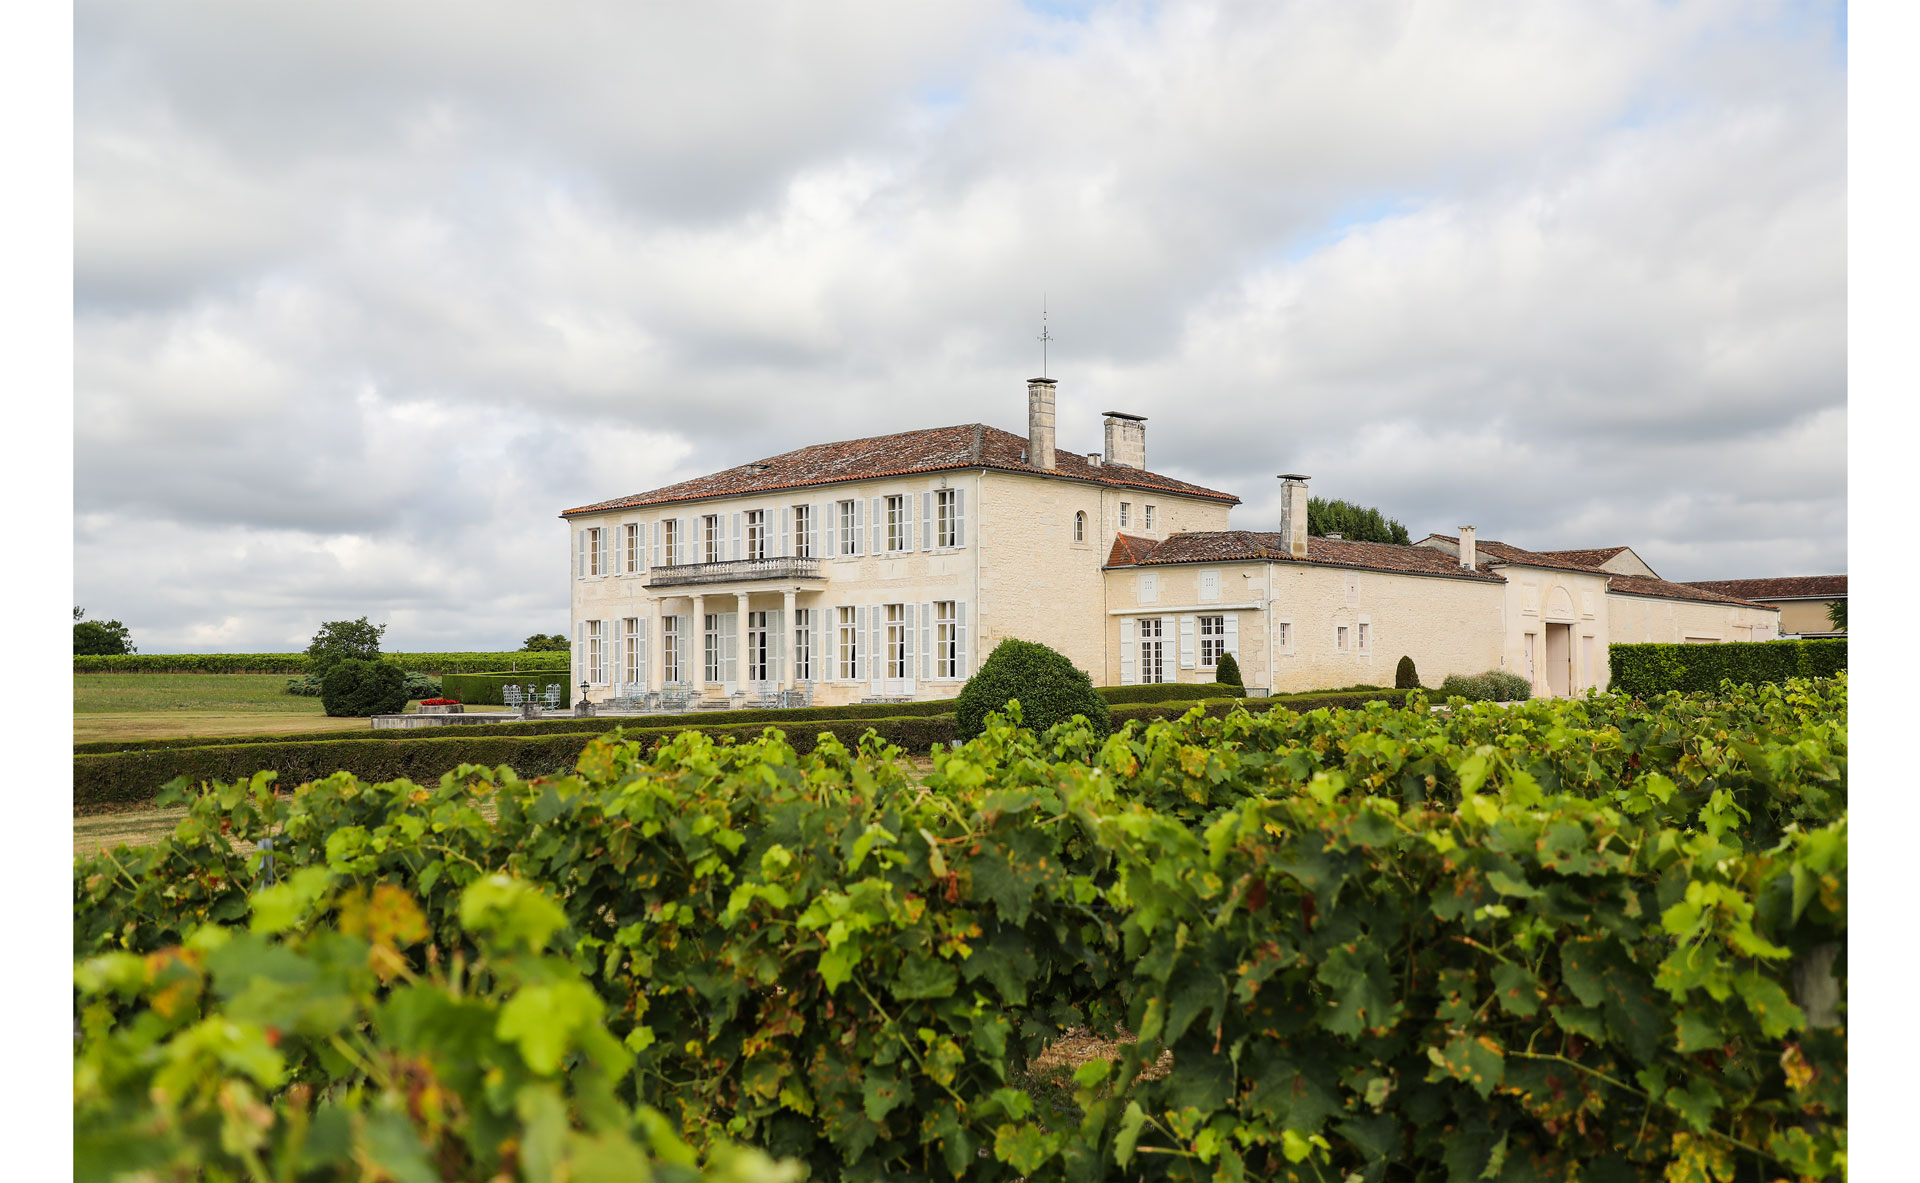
[73,673,510,744]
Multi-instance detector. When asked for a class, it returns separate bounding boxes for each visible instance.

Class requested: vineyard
[74,677,1846,1181]
[74,651,574,675]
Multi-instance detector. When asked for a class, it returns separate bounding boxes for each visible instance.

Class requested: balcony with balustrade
[645,555,824,589]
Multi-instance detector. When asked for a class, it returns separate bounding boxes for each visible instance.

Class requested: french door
[1139,617,1165,684]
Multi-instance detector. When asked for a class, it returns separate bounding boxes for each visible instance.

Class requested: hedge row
[1609,637,1847,697]
[74,651,573,675]
[441,671,576,707]
[75,696,965,756]
[1093,682,1247,704]
[1108,687,1410,726]
[74,715,958,813]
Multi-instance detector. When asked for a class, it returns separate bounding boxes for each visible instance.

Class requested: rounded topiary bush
[1213,651,1243,687]
[320,658,411,717]
[1395,655,1421,689]
[955,638,1112,742]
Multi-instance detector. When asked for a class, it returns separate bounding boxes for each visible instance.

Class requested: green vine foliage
[75,676,1846,1181]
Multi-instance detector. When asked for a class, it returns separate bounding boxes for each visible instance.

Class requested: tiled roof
[1536,546,1631,568]
[1469,539,1621,575]
[1106,530,1506,583]
[1107,533,1159,567]
[560,423,1240,516]
[1607,574,1776,610]
[1682,575,1847,601]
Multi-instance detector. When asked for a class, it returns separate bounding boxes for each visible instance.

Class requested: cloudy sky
[73,0,1846,653]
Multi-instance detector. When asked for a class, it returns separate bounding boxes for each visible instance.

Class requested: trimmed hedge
[955,639,1112,741]
[1094,682,1247,705]
[76,696,965,756]
[441,671,575,708]
[74,651,573,675]
[1609,637,1847,698]
[75,714,958,813]
[1108,687,1411,726]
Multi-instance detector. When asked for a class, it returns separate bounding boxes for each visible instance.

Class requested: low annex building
[560,380,1779,705]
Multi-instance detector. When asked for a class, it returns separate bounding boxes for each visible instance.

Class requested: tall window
[624,524,642,574]
[1337,625,1350,652]
[884,604,908,679]
[623,618,640,683]
[1119,502,1131,528]
[795,610,812,681]
[584,527,605,576]
[885,495,906,552]
[1138,617,1164,683]
[838,501,858,556]
[744,611,771,682]
[935,489,957,548]
[1199,615,1225,667]
[1276,622,1292,651]
[703,515,723,563]
[745,510,767,560]
[587,620,606,684]
[662,617,681,683]
[704,614,723,683]
[838,607,860,679]
[793,505,813,558]
[1073,511,1086,543]
[1357,622,1370,654]
[934,601,957,679]
[663,519,679,565]
[1145,504,1156,530]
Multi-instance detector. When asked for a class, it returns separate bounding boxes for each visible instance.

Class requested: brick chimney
[1027,378,1057,470]
[1277,474,1310,558]
[1459,526,1477,570]
[1103,411,1146,469]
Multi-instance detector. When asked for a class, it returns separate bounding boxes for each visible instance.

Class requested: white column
[690,594,706,687]
[736,591,752,688]
[783,588,799,690]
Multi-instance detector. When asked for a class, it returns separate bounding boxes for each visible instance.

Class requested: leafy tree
[73,608,135,656]
[306,617,386,677]
[1213,651,1243,687]
[1306,497,1412,546]
[319,658,410,717]
[1395,655,1421,689]
[522,633,570,652]
[955,638,1112,741]
[1826,600,1846,633]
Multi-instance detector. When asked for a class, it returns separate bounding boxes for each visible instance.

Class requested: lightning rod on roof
[1038,295,1053,378]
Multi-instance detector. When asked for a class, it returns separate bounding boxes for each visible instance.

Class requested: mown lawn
[72,673,509,744]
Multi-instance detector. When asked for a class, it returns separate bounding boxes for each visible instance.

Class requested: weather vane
[1038,296,1054,377]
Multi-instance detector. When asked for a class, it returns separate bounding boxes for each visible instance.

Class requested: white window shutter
[769,608,784,683]
[574,621,586,683]
[637,618,650,689]
[955,601,968,678]
[922,491,933,549]
[1120,620,1136,685]
[730,512,742,560]
[1179,616,1196,670]
[869,607,882,689]
[810,504,822,557]
[610,619,623,685]
[903,602,917,680]
[823,504,836,557]
[955,489,967,548]
[575,530,586,579]
[723,612,738,684]
[825,607,839,675]
[921,602,933,676]
[854,499,866,555]
[676,518,688,564]
[1224,614,1239,659]
[870,497,882,554]
[652,521,662,567]
[854,606,866,681]
[781,507,791,557]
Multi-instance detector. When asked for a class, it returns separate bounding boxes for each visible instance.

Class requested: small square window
[1337,625,1349,652]
[1145,505,1156,530]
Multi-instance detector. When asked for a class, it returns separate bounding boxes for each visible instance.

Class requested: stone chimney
[1103,411,1146,469]
[1277,474,1310,558]
[1459,526,1477,570]
[1027,378,1057,470]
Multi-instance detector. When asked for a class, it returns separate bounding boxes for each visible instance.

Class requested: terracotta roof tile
[560,423,1239,516]
[1106,533,1159,567]
[1682,575,1847,601]
[1607,574,1776,609]
[1107,530,1505,582]
[1536,546,1631,568]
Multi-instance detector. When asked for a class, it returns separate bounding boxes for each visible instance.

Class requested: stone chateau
[559,380,1779,705]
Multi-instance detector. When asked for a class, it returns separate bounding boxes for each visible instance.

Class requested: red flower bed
[420,698,461,706]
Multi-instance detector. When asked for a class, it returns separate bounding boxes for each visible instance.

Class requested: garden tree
[319,658,410,717]
[1213,651,1243,687]
[1826,600,1846,633]
[522,633,570,652]
[73,607,135,656]
[306,617,385,677]
[1395,654,1421,689]
[1306,496,1412,545]
[954,637,1112,741]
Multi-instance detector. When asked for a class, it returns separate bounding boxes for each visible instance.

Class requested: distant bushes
[288,670,438,699]
[1438,670,1532,702]
[1096,683,1246,705]
[74,652,571,675]
[1609,638,1847,698]
[320,660,411,718]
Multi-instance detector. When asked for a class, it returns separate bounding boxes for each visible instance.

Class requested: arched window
[1074,511,1086,543]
